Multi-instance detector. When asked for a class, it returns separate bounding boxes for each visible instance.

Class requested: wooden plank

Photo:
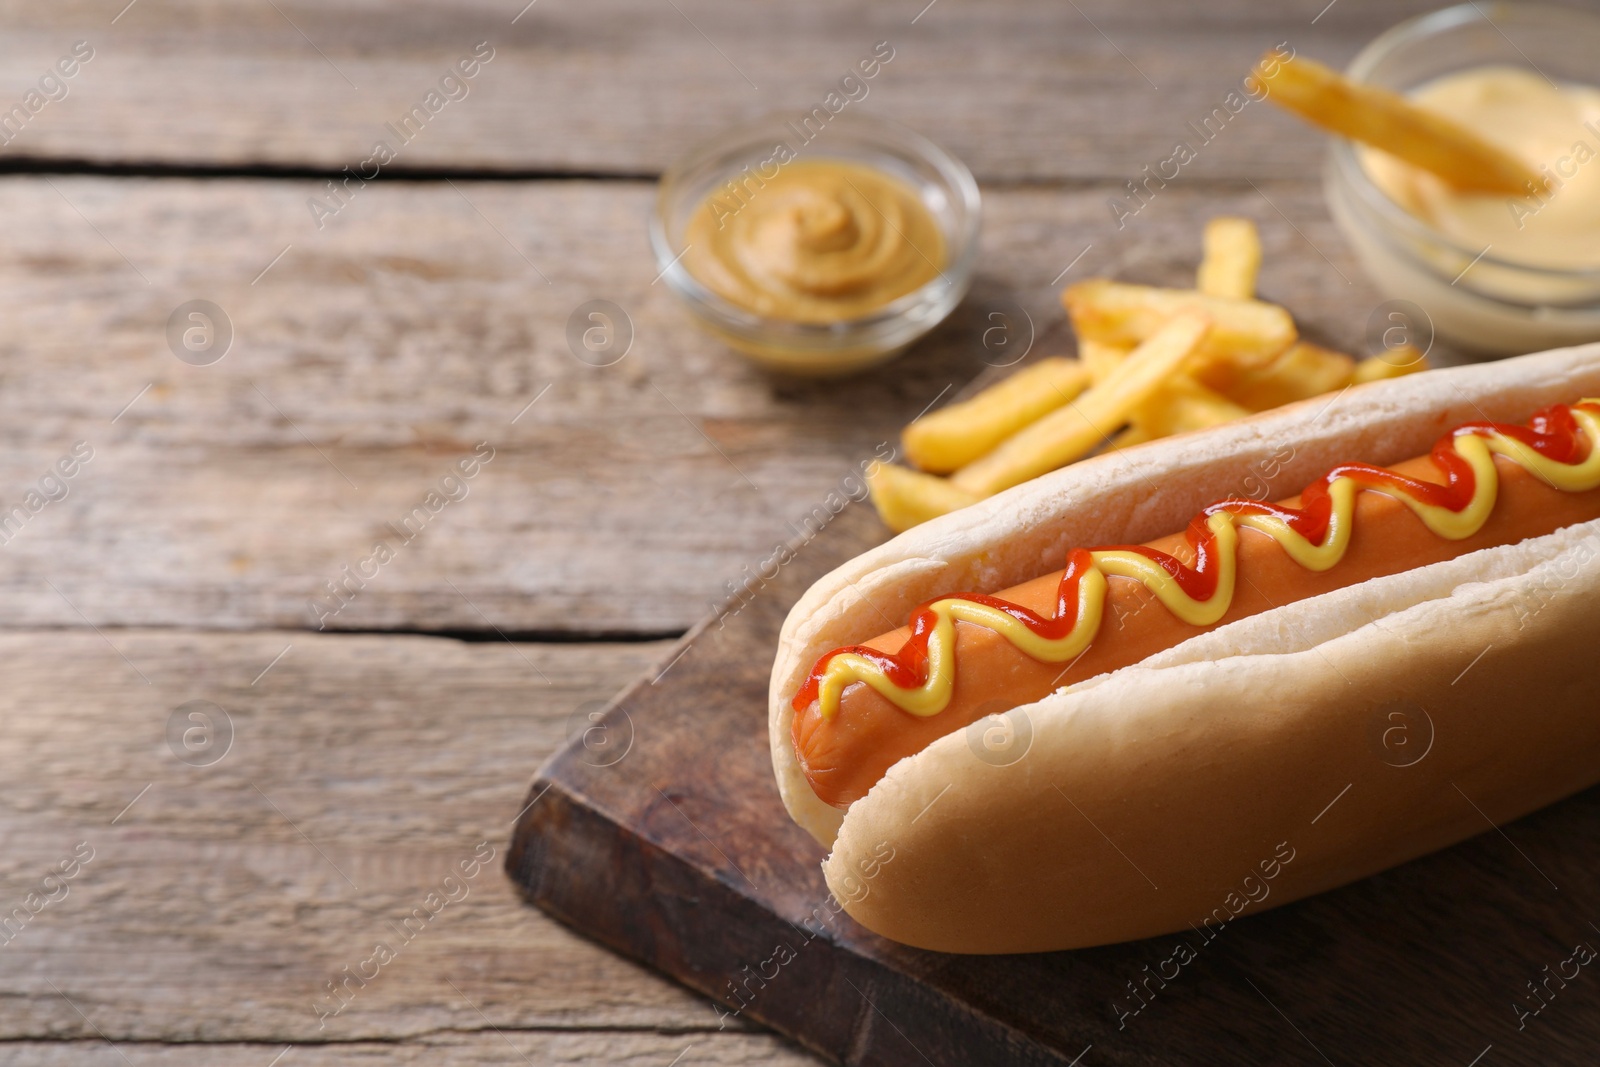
[1,1033,818,1066]
[0,630,785,1044]
[0,0,1453,179]
[0,175,1392,633]
[511,501,1600,1067]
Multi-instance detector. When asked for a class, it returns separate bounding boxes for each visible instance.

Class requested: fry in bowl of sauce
[1359,66,1600,273]
[1310,3,1600,355]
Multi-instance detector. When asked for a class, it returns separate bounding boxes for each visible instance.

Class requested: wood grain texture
[0,6,1544,1064]
[0,1034,817,1067]
[0,0,1470,178]
[0,174,1402,634]
[512,502,1600,1067]
[0,629,805,1048]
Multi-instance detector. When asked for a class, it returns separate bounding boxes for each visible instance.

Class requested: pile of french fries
[869,217,1427,533]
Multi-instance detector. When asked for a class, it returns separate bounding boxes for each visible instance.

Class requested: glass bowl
[651,112,981,376]
[1324,2,1600,357]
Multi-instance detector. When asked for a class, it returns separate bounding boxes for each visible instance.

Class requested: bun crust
[770,343,1600,952]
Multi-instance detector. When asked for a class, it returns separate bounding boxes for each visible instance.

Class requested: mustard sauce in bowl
[682,160,947,325]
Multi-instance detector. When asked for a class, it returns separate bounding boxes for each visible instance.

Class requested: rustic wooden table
[0,1,1500,1063]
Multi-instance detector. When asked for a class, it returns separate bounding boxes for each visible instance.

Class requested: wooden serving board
[507,499,1600,1066]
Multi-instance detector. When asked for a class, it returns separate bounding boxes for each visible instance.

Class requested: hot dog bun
[769,343,1600,952]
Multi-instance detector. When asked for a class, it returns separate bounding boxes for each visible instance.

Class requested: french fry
[867,463,980,533]
[1197,217,1261,299]
[1222,341,1356,412]
[1078,338,1132,385]
[882,211,1430,521]
[952,313,1211,497]
[902,357,1092,474]
[1063,279,1296,370]
[1352,346,1429,383]
[1104,424,1156,452]
[1131,376,1251,437]
[1258,51,1540,196]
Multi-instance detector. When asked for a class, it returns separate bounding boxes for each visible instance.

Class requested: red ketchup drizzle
[792,549,1097,712]
[792,404,1591,715]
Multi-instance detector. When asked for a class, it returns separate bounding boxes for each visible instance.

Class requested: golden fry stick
[952,313,1210,496]
[1104,423,1156,452]
[1132,376,1251,436]
[1223,341,1356,412]
[1352,346,1429,384]
[1063,279,1295,369]
[867,463,980,533]
[1259,51,1540,196]
[1197,217,1262,299]
[902,357,1092,474]
[1077,339,1132,385]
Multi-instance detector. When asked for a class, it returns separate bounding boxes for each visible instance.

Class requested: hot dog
[793,406,1600,809]
[768,344,1600,953]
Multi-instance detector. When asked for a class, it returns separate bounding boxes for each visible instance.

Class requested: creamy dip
[682,160,946,323]
[1361,66,1600,270]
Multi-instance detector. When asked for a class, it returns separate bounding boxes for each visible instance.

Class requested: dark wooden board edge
[506,769,1068,1067]
[502,493,1091,1066]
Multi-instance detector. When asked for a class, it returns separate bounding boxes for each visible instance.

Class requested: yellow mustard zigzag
[812,404,1600,721]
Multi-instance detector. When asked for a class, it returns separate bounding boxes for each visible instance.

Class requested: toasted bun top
[770,343,1600,845]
